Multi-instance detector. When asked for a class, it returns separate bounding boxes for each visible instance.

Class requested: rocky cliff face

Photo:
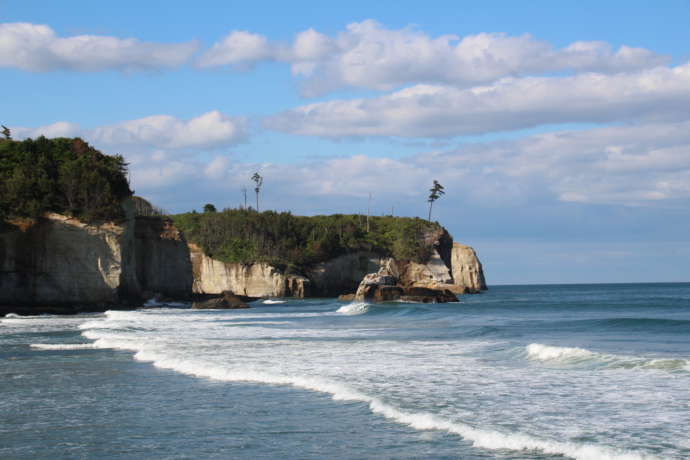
[451,243,487,293]
[189,228,487,299]
[0,212,192,313]
[189,243,309,298]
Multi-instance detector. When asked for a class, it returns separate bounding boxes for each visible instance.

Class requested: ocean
[1,283,689,459]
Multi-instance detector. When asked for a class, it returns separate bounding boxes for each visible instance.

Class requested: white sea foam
[526,343,689,371]
[336,302,369,315]
[262,299,287,304]
[89,337,657,460]
[30,343,97,350]
[527,343,597,362]
[75,308,682,460]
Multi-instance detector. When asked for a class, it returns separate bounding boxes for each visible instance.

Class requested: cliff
[189,243,308,298]
[190,225,487,299]
[451,243,487,293]
[0,212,192,315]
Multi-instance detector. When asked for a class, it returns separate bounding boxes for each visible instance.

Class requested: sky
[2,0,690,285]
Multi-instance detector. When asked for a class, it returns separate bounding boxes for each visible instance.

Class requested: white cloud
[266,63,690,138]
[77,111,246,150]
[11,121,81,139]
[134,119,690,211]
[197,30,275,69]
[201,20,668,96]
[414,120,690,205]
[204,155,231,180]
[0,22,197,71]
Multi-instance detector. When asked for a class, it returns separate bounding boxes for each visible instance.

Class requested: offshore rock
[400,286,458,303]
[353,272,456,303]
[451,243,487,293]
[192,291,249,309]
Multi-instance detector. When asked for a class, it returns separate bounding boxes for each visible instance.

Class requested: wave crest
[526,343,688,371]
[336,302,370,315]
[30,343,96,350]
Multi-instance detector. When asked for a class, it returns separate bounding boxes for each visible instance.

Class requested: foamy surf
[262,299,287,304]
[94,339,657,460]
[30,343,98,350]
[527,343,597,362]
[77,310,664,460]
[335,302,369,315]
[526,343,689,371]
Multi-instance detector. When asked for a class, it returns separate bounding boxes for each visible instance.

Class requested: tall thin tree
[251,172,263,211]
[427,180,445,221]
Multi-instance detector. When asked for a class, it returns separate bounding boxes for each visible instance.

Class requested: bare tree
[251,172,263,211]
[427,180,445,221]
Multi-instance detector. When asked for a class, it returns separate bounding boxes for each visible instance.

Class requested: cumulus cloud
[201,20,668,95]
[120,120,690,211]
[197,30,275,69]
[11,121,81,139]
[413,120,690,205]
[91,110,248,150]
[266,63,690,138]
[13,111,248,151]
[0,22,197,71]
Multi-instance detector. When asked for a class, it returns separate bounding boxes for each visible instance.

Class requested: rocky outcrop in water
[189,227,486,300]
[0,211,192,315]
[192,291,249,309]
[451,243,487,293]
[353,269,458,303]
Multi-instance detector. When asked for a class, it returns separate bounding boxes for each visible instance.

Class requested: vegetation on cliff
[173,209,442,269]
[0,137,132,222]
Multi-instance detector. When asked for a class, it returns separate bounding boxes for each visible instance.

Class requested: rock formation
[189,243,309,298]
[192,291,249,309]
[189,228,487,301]
[0,211,192,315]
[352,271,458,303]
[451,243,487,293]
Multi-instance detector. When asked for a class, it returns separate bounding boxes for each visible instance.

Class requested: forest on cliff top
[0,137,132,223]
[173,210,442,269]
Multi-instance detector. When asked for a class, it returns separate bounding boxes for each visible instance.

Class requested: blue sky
[2,0,690,284]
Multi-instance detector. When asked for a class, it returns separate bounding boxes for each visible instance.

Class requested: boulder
[192,291,249,309]
[338,293,356,302]
[400,287,458,303]
[352,272,455,303]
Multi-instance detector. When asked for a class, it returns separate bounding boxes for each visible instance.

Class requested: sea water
[1,283,689,459]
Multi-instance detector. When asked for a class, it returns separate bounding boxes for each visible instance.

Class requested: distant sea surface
[2,283,689,459]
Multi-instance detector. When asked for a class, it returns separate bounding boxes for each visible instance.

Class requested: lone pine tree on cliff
[251,172,263,212]
[427,180,445,221]
[1,125,11,140]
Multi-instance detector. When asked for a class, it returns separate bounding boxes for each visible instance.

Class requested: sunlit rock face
[0,213,192,312]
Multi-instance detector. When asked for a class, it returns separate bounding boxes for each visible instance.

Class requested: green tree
[251,172,263,211]
[203,203,217,213]
[427,180,445,221]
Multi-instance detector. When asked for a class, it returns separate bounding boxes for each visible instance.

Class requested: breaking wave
[335,302,370,315]
[526,343,689,371]
[30,343,98,350]
[81,336,657,460]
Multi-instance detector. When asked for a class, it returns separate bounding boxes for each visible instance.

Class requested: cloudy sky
[3,0,690,284]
